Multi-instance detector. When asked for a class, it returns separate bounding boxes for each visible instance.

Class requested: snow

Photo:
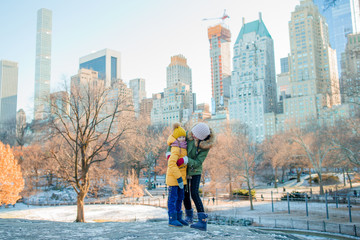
[0,203,167,222]
[0,204,335,240]
[1,174,359,239]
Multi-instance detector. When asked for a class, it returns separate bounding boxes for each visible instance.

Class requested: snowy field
[0,203,167,222]
[0,204,358,239]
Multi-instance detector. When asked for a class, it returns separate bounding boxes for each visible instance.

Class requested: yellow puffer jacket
[165,135,187,186]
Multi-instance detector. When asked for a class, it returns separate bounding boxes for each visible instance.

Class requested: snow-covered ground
[0,203,167,223]
[0,203,149,222]
[1,174,358,239]
[0,204,354,240]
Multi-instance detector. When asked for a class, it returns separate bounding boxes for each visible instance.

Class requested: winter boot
[184,209,193,224]
[190,212,208,231]
[177,211,188,226]
[168,212,183,227]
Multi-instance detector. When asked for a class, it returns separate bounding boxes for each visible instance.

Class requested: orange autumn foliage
[0,142,24,205]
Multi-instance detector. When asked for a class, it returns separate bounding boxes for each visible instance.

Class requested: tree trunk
[309,169,312,186]
[76,190,87,222]
[296,168,301,182]
[343,168,346,186]
[281,167,286,183]
[154,158,157,182]
[274,167,278,188]
[35,169,39,190]
[318,173,324,195]
[47,172,53,187]
[147,176,152,190]
[229,179,233,200]
[296,168,303,182]
[246,178,254,210]
[346,170,352,189]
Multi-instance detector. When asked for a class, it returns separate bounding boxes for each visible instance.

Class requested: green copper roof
[235,19,272,44]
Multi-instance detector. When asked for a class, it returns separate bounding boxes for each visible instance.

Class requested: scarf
[171,140,187,149]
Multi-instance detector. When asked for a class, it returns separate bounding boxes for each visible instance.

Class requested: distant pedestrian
[212,197,215,205]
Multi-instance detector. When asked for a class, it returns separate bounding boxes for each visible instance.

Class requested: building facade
[50,91,69,118]
[151,55,193,125]
[265,0,345,137]
[191,103,211,123]
[229,13,277,142]
[34,8,52,121]
[280,57,289,73]
[129,78,146,118]
[70,68,133,125]
[208,24,231,114]
[341,33,360,110]
[0,60,18,129]
[79,48,121,87]
[313,0,360,77]
[140,98,153,121]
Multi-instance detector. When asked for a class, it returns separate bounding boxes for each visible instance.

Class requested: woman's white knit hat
[191,123,210,140]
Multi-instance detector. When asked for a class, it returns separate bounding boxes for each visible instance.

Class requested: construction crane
[202,9,230,23]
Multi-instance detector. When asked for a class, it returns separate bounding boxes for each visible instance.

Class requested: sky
[1,0,300,121]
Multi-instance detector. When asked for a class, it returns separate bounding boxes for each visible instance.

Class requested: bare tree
[290,123,335,195]
[47,79,134,222]
[261,132,292,188]
[330,118,360,167]
[230,124,262,210]
[205,126,242,199]
[141,123,168,187]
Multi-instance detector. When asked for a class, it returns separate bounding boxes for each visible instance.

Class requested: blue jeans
[168,186,184,214]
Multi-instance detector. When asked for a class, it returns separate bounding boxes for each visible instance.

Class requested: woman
[183,122,215,231]
[166,122,215,231]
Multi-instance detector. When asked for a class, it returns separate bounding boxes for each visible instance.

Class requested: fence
[21,190,360,238]
[232,215,358,237]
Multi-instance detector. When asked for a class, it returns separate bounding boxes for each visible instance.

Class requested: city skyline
[1,0,299,121]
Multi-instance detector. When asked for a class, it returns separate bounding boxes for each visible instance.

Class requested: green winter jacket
[167,126,215,176]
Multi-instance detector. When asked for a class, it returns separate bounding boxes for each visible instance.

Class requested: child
[165,123,188,227]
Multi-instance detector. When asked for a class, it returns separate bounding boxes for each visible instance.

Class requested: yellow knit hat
[172,123,186,139]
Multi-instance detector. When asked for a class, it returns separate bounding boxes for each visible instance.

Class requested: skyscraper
[208,24,231,114]
[79,48,121,87]
[229,13,277,142]
[0,60,19,129]
[34,8,52,121]
[151,55,193,125]
[280,57,289,73]
[129,78,146,118]
[341,33,360,109]
[265,0,345,137]
[313,0,360,77]
[289,0,340,107]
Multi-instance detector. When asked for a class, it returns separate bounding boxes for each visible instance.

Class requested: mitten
[176,156,188,166]
[177,177,184,189]
[177,158,184,166]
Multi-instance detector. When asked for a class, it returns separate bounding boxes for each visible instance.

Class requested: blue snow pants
[167,186,184,214]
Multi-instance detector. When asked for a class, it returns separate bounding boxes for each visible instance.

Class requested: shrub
[232,189,256,197]
[311,175,339,185]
